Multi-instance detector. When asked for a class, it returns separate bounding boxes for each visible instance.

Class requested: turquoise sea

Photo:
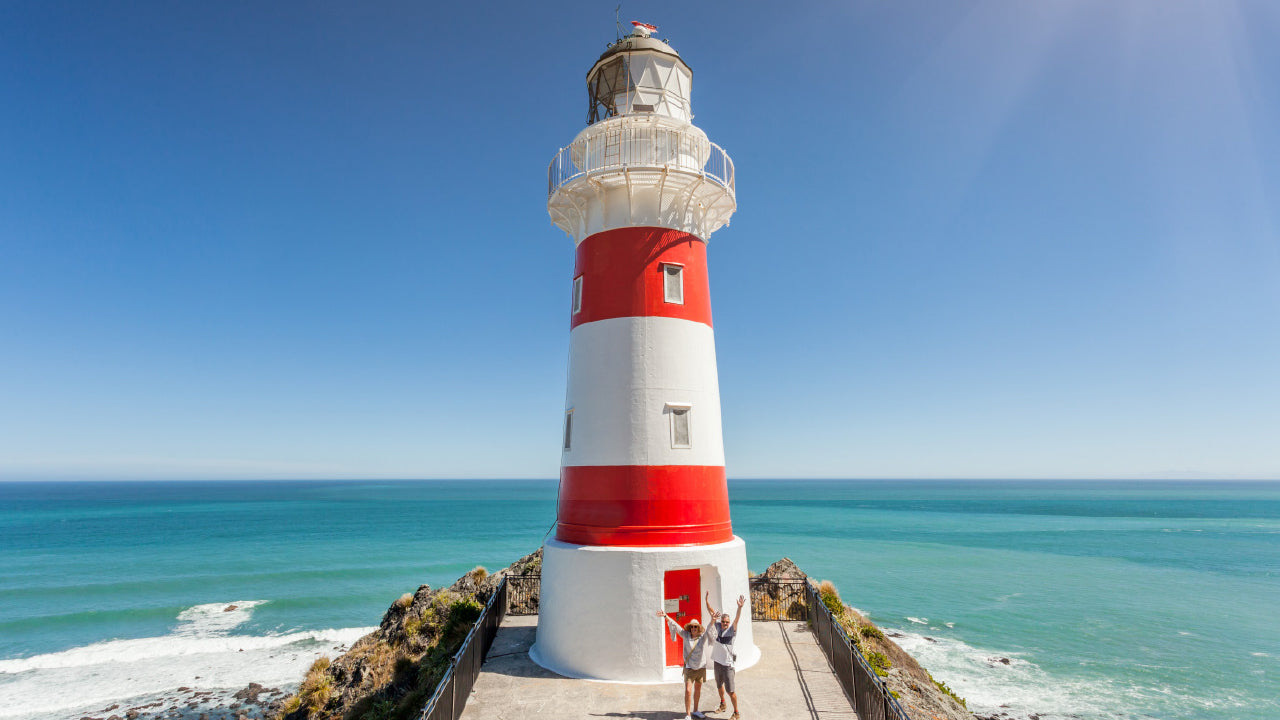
[1,480,1276,720]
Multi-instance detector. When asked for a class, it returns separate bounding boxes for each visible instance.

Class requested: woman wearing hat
[657,609,716,719]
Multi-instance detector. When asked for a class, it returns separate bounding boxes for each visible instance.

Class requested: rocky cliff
[271,549,541,720]
[275,550,972,720]
[755,558,973,720]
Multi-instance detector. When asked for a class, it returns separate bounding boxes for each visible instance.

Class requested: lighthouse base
[530,536,760,683]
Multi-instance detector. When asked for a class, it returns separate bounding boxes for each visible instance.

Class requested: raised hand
[736,595,746,609]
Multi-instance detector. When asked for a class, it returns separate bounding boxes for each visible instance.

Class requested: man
[705,592,746,720]
[658,608,716,720]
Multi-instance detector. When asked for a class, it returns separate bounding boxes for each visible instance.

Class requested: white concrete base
[530,536,760,683]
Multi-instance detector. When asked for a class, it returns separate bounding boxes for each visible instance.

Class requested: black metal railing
[506,574,540,615]
[804,583,912,720]
[418,578,508,720]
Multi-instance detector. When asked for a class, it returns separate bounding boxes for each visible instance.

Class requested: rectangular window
[572,276,583,314]
[667,404,691,448]
[662,264,684,304]
[563,409,574,450]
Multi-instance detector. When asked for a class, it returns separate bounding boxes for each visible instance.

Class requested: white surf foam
[906,616,928,625]
[887,626,1246,720]
[0,600,374,720]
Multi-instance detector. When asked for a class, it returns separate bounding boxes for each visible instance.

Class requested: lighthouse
[531,22,759,683]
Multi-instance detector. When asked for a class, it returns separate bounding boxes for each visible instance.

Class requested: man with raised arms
[706,592,746,720]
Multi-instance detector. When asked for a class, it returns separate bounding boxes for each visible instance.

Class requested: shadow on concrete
[780,621,822,720]
[588,707,691,712]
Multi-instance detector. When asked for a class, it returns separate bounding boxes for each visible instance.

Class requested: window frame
[563,409,574,450]
[661,263,685,305]
[572,275,584,314]
[665,402,692,449]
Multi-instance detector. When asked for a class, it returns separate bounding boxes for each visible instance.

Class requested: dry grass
[394,593,414,610]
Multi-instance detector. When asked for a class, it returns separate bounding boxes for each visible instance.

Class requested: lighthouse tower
[531,23,758,683]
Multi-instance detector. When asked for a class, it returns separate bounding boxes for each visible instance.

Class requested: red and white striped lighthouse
[531,24,758,683]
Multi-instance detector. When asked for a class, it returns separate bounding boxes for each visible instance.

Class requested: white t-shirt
[710,622,737,667]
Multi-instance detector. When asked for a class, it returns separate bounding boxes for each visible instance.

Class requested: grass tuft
[929,672,968,708]
[866,651,892,676]
[859,624,885,640]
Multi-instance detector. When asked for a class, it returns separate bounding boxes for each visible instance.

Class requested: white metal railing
[548,123,735,199]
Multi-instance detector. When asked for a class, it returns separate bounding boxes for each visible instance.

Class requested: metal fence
[748,578,811,621]
[547,122,735,199]
[805,583,913,720]
[418,578,508,720]
[506,574,540,615]
[418,573,908,720]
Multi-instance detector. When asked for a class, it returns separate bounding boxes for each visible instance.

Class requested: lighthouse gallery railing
[548,123,735,199]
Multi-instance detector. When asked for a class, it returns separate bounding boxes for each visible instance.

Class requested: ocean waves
[0,600,372,720]
[884,620,1262,720]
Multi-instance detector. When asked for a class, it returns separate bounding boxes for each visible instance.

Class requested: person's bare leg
[717,683,727,709]
[693,682,702,714]
[684,680,694,716]
[730,690,739,714]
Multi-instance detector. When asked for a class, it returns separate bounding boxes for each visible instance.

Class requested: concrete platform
[459,615,857,720]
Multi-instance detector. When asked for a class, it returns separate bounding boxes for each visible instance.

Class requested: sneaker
[693,714,706,719]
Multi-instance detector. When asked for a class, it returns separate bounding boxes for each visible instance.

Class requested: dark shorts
[683,666,707,683]
[714,662,736,692]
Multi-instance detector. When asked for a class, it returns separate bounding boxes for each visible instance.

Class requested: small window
[572,276,583,314]
[667,404,691,448]
[662,264,684,304]
[563,409,574,450]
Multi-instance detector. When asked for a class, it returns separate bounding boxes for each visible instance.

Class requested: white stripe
[562,316,724,467]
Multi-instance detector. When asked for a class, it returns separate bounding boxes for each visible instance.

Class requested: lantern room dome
[586,33,693,125]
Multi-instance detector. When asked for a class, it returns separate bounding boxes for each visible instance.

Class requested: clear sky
[2,1,1277,480]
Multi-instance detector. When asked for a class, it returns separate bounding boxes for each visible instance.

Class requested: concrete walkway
[459,615,857,720]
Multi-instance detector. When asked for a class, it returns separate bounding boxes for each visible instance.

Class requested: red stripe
[571,227,712,330]
[556,465,733,546]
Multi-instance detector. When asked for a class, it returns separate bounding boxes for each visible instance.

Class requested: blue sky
[1,1,1277,480]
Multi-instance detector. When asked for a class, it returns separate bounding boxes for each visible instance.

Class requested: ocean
[1,480,1275,720]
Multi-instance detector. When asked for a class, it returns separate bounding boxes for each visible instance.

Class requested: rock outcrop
[752,558,972,720]
[272,550,540,720]
[275,549,972,720]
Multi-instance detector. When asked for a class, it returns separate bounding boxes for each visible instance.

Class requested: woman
[658,609,717,720]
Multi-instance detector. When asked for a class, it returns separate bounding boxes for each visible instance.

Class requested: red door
[663,569,701,666]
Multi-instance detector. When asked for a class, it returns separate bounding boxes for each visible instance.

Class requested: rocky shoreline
[74,682,290,720]
[83,550,1058,720]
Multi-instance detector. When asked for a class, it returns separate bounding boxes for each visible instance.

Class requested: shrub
[817,580,843,617]
[445,598,483,634]
[293,656,335,716]
[306,676,332,714]
[360,699,397,720]
[865,651,891,676]
[395,593,414,610]
[859,624,885,640]
[930,673,968,708]
[469,566,488,581]
[404,617,423,638]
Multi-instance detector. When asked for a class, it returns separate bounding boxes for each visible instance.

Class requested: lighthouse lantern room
[531,23,758,683]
